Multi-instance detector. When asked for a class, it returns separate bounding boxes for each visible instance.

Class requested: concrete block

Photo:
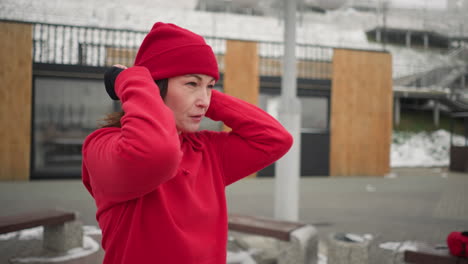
[229,231,279,264]
[278,225,318,264]
[229,225,318,264]
[373,244,406,264]
[327,233,371,264]
[43,220,83,252]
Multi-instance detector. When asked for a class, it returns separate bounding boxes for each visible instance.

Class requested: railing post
[394,97,400,126]
[433,100,440,127]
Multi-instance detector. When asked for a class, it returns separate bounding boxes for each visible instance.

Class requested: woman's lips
[190,115,203,122]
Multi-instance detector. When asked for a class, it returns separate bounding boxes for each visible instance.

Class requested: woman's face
[165,74,215,133]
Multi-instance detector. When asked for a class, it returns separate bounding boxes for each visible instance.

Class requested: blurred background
[1,0,467,180]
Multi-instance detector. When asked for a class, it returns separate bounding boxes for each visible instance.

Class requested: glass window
[259,94,329,131]
[33,77,113,177]
[300,97,328,131]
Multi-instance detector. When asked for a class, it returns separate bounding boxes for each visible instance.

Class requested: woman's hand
[104,64,128,100]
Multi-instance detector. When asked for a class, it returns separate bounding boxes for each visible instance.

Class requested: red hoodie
[82,67,292,264]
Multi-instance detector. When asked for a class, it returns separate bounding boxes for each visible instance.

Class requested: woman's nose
[196,88,211,108]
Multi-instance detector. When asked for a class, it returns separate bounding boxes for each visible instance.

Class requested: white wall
[0,0,462,79]
[0,0,371,47]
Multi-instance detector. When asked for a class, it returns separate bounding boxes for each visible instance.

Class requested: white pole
[274,0,301,222]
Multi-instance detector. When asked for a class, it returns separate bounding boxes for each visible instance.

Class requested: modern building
[1,0,467,180]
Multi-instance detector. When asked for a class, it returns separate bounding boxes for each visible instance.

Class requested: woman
[82,22,292,264]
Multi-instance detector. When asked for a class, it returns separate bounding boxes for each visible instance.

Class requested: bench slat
[404,249,468,264]
[0,210,75,234]
[228,214,305,241]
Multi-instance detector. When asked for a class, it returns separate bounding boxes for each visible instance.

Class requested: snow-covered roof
[0,0,465,79]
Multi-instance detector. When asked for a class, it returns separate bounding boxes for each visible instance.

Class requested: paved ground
[0,167,467,263]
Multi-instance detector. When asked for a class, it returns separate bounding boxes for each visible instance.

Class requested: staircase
[393,46,468,112]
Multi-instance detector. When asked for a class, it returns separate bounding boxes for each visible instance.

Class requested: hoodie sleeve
[205,90,293,186]
[82,66,182,203]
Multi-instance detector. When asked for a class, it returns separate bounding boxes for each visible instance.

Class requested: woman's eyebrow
[185,74,202,81]
[185,74,215,83]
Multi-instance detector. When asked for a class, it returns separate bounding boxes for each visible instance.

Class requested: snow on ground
[0,226,100,263]
[0,130,465,263]
[391,129,467,167]
[379,241,420,252]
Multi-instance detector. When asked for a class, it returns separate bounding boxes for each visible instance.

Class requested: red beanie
[134,22,219,81]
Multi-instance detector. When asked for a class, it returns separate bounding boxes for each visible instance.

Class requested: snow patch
[391,130,466,167]
[10,236,100,263]
[379,241,420,252]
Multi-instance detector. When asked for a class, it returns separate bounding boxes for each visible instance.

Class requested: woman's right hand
[104,64,128,100]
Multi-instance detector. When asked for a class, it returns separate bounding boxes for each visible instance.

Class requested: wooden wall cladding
[223,40,260,177]
[330,49,393,176]
[224,40,259,106]
[0,22,33,180]
[223,40,259,133]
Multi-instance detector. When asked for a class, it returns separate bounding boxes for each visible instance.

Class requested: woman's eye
[207,84,214,89]
[186,82,197,87]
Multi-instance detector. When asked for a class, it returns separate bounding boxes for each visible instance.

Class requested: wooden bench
[228,213,317,264]
[228,213,306,241]
[404,245,468,264]
[0,209,82,252]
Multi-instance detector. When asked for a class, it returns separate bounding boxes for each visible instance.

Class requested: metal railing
[32,23,228,68]
[32,22,334,80]
[33,23,146,66]
[30,22,468,84]
[257,41,333,79]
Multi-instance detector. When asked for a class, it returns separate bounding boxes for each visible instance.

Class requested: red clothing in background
[82,67,292,264]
